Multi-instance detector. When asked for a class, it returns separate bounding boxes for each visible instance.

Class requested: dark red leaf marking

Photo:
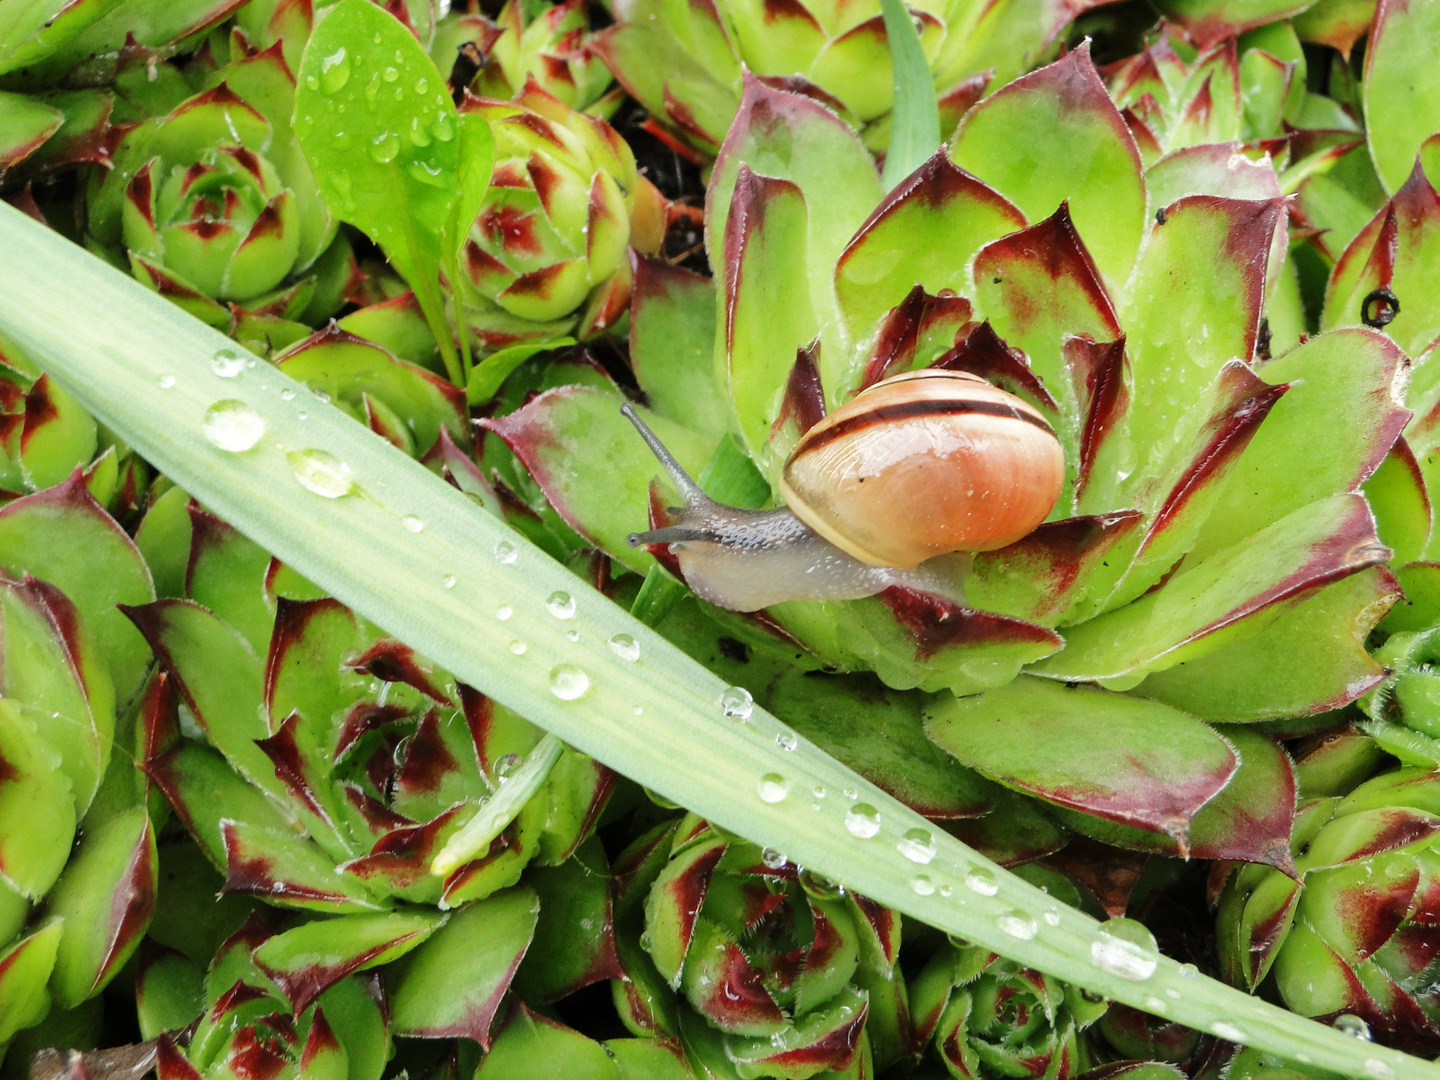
[772,340,826,438]
[878,586,1063,662]
[932,320,1057,411]
[396,708,462,796]
[722,164,804,354]
[255,713,331,824]
[1065,335,1129,500]
[219,821,353,906]
[347,639,451,703]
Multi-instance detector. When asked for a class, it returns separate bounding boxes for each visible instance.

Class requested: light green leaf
[1364,0,1440,194]
[878,0,940,189]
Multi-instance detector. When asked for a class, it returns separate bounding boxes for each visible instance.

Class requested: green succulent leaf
[924,677,1237,843]
[295,0,473,385]
[46,804,156,1009]
[0,701,75,900]
[0,919,62,1044]
[1,202,1433,1080]
[1364,0,1440,195]
[387,886,539,1046]
[0,90,62,170]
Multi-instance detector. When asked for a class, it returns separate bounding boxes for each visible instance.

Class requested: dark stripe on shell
[794,397,1056,458]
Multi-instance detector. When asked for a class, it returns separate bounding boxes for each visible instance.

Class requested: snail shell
[780,370,1065,568]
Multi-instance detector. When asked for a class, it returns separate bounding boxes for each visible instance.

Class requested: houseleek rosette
[609,813,905,1078]
[482,46,1410,881]
[911,939,1109,1078]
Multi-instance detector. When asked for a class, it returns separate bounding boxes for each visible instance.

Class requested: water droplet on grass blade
[761,848,787,869]
[203,400,265,452]
[1211,1022,1244,1042]
[1334,1015,1371,1040]
[157,374,175,389]
[494,540,517,564]
[911,875,935,896]
[211,348,245,377]
[508,640,526,655]
[288,449,353,497]
[964,869,998,897]
[402,515,424,533]
[757,774,788,803]
[719,686,753,720]
[997,911,1037,940]
[549,664,588,700]
[776,731,797,751]
[546,591,576,619]
[495,604,513,621]
[1090,933,1158,982]
[608,634,639,661]
[844,804,880,838]
[442,574,457,589]
[897,828,936,864]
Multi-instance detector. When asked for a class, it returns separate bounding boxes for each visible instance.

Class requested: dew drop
[719,686,753,720]
[442,574,457,589]
[997,911,1037,940]
[495,604,513,621]
[964,868,999,897]
[1211,1021,1244,1042]
[757,774,789,803]
[897,827,936,865]
[280,388,296,401]
[319,47,350,92]
[1177,963,1198,979]
[508,640,526,655]
[202,400,265,452]
[549,664,588,699]
[1334,1015,1371,1040]
[305,74,320,90]
[761,847,787,870]
[844,803,881,839]
[433,115,455,141]
[297,411,308,420]
[157,374,176,389]
[911,875,935,896]
[812,785,827,799]
[843,788,859,801]
[211,348,245,377]
[566,629,579,642]
[414,77,429,93]
[1043,910,1061,927]
[494,753,520,779]
[1144,996,1166,1013]
[546,591,576,619]
[494,540,518,564]
[775,731,798,751]
[370,133,399,163]
[409,117,432,146]
[608,634,639,662]
[402,514,424,533]
[382,65,399,82]
[939,884,953,898]
[1090,933,1158,982]
[1363,1060,1394,1080]
[798,869,842,899]
[288,449,353,498]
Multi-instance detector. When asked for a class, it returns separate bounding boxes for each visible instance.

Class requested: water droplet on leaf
[549,664,588,700]
[608,634,639,662]
[775,731,798,751]
[157,374,175,389]
[288,449,353,498]
[761,848,787,870]
[546,591,576,619]
[1211,1021,1244,1042]
[996,911,1037,940]
[844,803,880,838]
[1090,933,1158,982]
[442,574,457,589]
[719,686,753,720]
[757,774,788,803]
[508,640,526,655]
[319,48,350,93]
[203,400,265,451]
[494,540,517,564]
[370,133,399,163]
[402,515,424,533]
[897,828,936,864]
[1334,1015,1371,1040]
[495,604,513,621]
[911,875,935,896]
[211,348,245,377]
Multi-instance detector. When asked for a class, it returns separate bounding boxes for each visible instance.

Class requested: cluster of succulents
[4,0,1440,1076]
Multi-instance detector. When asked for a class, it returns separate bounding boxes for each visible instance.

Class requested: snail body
[624,370,1064,612]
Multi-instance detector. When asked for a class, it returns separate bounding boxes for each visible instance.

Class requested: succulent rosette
[608,813,906,1078]
[457,81,662,349]
[0,471,163,1063]
[910,939,1109,1078]
[1214,722,1440,1052]
[591,0,1092,159]
[433,0,618,116]
[121,482,619,1043]
[482,42,1413,873]
[85,33,350,330]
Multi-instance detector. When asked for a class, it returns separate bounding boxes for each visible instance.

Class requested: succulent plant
[910,938,1109,1078]
[1215,719,1440,1052]
[591,0,1090,159]
[609,812,905,1078]
[84,33,350,331]
[456,80,663,349]
[433,0,619,116]
[484,48,1405,873]
[0,471,161,1064]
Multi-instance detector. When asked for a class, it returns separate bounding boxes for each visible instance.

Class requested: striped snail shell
[623,370,1065,612]
[780,370,1064,568]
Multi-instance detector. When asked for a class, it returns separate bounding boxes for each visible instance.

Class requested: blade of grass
[0,203,1432,1080]
[879,0,941,189]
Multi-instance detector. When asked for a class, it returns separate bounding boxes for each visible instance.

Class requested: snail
[623,369,1066,612]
